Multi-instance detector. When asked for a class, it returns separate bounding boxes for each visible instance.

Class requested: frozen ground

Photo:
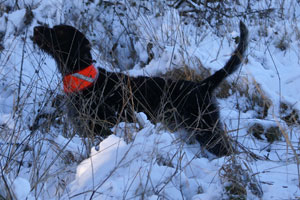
[0,0,299,199]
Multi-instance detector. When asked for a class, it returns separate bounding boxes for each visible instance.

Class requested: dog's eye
[56,29,65,37]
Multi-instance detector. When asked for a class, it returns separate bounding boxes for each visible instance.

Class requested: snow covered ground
[0,0,300,199]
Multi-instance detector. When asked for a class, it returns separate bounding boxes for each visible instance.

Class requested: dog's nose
[34,26,48,34]
[34,26,42,34]
[33,27,43,44]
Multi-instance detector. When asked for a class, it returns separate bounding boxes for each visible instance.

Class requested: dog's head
[33,25,93,75]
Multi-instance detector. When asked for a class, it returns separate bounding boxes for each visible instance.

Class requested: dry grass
[0,0,300,199]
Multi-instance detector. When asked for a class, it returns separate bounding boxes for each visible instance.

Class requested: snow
[11,177,31,200]
[67,116,219,199]
[0,0,300,199]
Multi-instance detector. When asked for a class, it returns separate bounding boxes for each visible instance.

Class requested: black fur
[33,22,248,157]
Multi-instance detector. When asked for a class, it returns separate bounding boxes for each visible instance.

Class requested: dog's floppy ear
[79,41,93,64]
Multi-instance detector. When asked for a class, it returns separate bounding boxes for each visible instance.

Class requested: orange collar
[63,65,98,94]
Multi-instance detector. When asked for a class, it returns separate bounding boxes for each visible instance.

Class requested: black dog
[33,21,248,157]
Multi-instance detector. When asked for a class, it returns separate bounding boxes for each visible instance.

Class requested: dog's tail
[201,21,248,92]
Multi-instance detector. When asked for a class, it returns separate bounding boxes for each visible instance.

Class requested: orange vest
[63,65,98,93]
